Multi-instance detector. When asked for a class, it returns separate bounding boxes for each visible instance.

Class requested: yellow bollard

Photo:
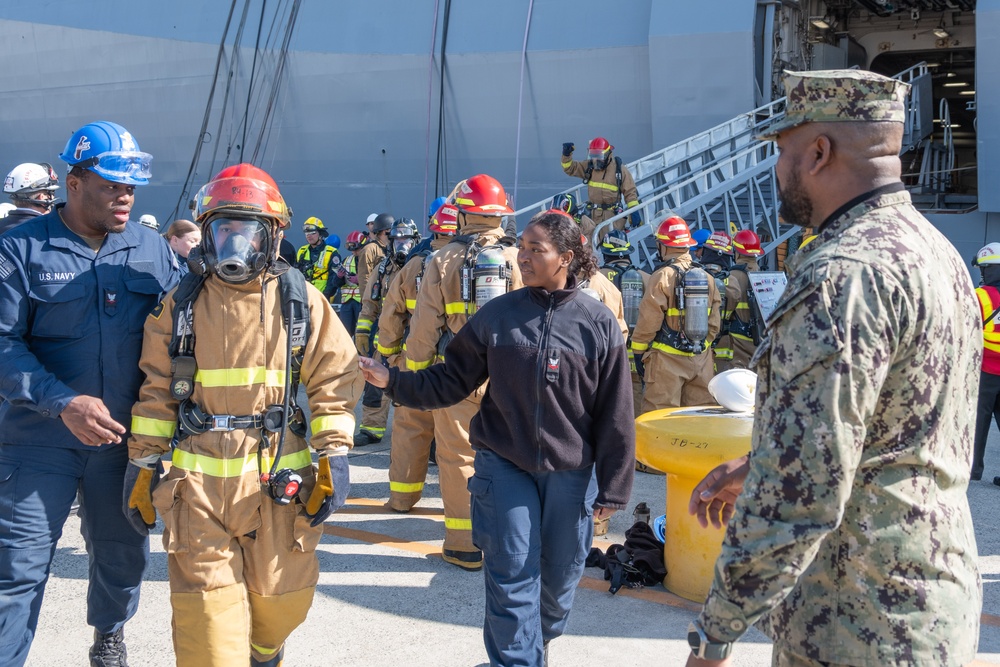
[635,406,752,602]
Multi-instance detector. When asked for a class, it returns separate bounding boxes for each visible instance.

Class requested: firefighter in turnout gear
[552,192,596,242]
[599,229,649,419]
[354,213,395,445]
[401,174,523,569]
[631,213,721,412]
[380,203,458,512]
[126,164,363,667]
[726,228,764,369]
[700,231,738,373]
[295,216,341,300]
[330,230,366,335]
[561,138,640,234]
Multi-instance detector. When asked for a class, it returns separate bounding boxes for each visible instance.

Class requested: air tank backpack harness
[609,264,645,332]
[654,262,711,354]
[168,269,311,505]
[435,234,513,355]
[727,265,764,345]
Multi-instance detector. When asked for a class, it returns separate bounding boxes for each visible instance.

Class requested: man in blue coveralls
[0,121,179,667]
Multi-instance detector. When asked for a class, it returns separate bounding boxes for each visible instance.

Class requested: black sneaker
[442,548,483,571]
[89,627,128,667]
[971,470,983,481]
[993,476,1000,487]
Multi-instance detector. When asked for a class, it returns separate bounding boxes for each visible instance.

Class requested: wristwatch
[687,621,733,661]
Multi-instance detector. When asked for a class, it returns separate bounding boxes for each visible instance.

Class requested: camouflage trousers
[773,648,851,667]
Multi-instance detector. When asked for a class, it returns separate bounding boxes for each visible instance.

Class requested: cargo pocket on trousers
[292,511,323,554]
[152,471,189,554]
[467,474,494,556]
[0,460,19,540]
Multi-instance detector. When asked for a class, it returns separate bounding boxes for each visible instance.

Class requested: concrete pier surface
[26,406,1000,666]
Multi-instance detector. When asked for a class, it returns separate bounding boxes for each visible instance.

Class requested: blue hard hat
[429,196,448,218]
[692,228,712,248]
[652,514,666,543]
[59,121,152,186]
[328,233,341,250]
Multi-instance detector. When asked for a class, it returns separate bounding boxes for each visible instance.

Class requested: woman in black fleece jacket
[360,210,634,667]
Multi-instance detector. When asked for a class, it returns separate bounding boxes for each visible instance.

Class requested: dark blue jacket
[386,279,635,509]
[0,206,180,449]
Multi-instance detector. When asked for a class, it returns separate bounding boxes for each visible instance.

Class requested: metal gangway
[514,63,932,272]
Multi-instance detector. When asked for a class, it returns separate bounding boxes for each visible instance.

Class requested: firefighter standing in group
[698,230,738,373]
[561,137,640,240]
[355,218,420,444]
[1,161,60,235]
[552,192,596,243]
[598,229,650,419]
[727,228,765,368]
[125,164,362,667]
[379,203,458,512]
[630,213,721,412]
[295,216,341,301]
[353,213,395,445]
[330,230,366,335]
[401,174,523,570]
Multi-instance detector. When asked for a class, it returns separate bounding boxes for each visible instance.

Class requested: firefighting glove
[562,142,575,157]
[305,449,350,527]
[355,331,370,356]
[634,353,646,380]
[123,454,162,537]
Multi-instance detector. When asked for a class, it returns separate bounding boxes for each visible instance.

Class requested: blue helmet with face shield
[59,121,152,186]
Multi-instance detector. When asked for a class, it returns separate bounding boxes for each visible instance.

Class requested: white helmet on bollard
[708,368,757,413]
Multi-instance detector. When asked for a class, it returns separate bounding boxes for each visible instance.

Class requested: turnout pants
[436,398,479,553]
[360,350,390,439]
[0,443,148,667]
[640,349,715,413]
[468,448,597,667]
[973,369,1000,478]
[387,404,436,511]
[153,464,323,666]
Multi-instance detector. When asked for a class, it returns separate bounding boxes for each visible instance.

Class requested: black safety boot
[353,429,382,447]
[442,548,483,571]
[251,647,284,666]
[89,627,128,667]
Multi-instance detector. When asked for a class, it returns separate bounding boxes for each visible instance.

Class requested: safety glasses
[84,151,153,184]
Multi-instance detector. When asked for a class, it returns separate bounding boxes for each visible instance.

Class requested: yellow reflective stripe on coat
[626,200,639,208]
[444,517,472,531]
[561,160,572,168]
[731,332,754,342]
[195,367,285,388]
[588,180,619,193]
[407,357,433,370]
[444,301,474,315]
[131,416,175,439]
[356,319,373,333]
[310,413,356,436]
[714,347,734,359]
[376,341,401,356]
[172,449,313,478]
[631,340,650,352]
[390,481,424,493]
[735,303,750,310]
[405,298,417,311]
[651,341,697,357]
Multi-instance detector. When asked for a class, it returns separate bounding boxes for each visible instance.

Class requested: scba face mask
[390,236,416,265]
[206,217,272,283]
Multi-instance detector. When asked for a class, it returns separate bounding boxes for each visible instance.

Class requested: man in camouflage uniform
[686,70,981,667]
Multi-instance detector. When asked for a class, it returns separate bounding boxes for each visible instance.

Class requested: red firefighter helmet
[588,137,613,162]
[194,164,290,228]
[703,230,733,255]
[654,213,696,248]
[733,229,764,257]
[454,174,514,216]
[345,230,367,251]
[429,203,459,235]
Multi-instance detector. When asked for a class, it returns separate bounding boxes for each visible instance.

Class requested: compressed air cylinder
[620,267,644,331]
[682,266,710,343]
[473,246,508,309]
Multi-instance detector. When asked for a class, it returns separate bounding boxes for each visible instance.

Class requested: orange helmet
[703,230,733,255]
[194,164,290,229]
[454,174,513,216]
[654,213,696,248]
[429,203,459,235]
[346,230,366,251]
[733,229,763,257]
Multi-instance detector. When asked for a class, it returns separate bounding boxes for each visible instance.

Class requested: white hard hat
[366,213,378,224]
[4,162,59,196]
[974,243,1000,266]
[0,202,15,218]
[708,368,757,413]
[138,214,158,230]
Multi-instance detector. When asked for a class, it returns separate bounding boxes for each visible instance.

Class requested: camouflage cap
[757,69,910,141]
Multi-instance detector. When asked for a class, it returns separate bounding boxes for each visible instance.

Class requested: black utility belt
[586,202,620,210]
[179,400,288,435]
